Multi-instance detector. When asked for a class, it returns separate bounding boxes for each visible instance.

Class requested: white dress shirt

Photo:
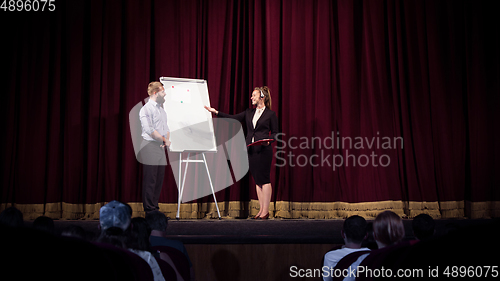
[139,98,170,142]
[252,107,265,142]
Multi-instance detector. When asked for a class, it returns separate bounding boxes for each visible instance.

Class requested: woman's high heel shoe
[258,213,269,220]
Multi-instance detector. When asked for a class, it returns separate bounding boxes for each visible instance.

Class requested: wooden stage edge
[40,217,497,244]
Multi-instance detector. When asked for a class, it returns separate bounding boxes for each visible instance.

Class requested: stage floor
[44,218,493,244]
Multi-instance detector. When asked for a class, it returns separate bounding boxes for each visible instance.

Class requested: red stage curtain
[1,0,499,219]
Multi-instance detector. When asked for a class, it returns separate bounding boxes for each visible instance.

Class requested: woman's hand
[204,105,218,115]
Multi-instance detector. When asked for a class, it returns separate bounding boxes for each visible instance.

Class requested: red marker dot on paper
[172,86,174,88]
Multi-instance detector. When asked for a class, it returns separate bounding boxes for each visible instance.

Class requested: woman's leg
[255,184,263,217]
[260,183,272,215]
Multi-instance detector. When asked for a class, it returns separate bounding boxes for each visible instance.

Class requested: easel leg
[176,153,182,219]
[176,152,191,219]
[203,153,221,219]
[180,152,190,205]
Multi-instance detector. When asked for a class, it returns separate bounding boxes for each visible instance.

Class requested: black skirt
[248,144,273,185]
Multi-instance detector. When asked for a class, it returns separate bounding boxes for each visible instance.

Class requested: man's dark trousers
[139,140,167,213]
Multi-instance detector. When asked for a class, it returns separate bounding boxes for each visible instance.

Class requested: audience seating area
[0,223,178,280]
[0,204,190,281]
[1,206,499,281]
[329,221,499,280]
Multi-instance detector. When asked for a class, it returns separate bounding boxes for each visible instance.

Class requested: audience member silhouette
[146,210,193,265]
[61,224,87,240]
[126,216,166,281]
[129,216,184,281]
[343,211,405,281]
[96,200,131,248]
[372,211,405,249]
[323,215,370,281]
[32,216,56,235]
[146,210,193,280]
[0,206,24,228]
[412,213,435,241]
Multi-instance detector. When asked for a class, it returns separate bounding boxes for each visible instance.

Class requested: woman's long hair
[373,211,405,247]
[255,86,272,110]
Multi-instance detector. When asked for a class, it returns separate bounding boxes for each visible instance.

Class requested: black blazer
[218,108,279,146]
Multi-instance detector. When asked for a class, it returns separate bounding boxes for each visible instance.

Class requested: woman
[204,86,279,219]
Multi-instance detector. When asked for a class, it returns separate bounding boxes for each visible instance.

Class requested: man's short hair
[147,81,163,96]
[145,210,168,232]
[343,215,368,244]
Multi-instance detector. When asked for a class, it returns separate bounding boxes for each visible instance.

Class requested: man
[0,206,24,228]
[146,210,194,279]
[323,215,370,281]
[98,201,166,281]
[139,81,171,214]
[97,200,132,247]
[412,213,435,241]
[98,200,132,232]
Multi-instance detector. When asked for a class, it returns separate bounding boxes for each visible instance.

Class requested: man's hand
[161,137,171,148]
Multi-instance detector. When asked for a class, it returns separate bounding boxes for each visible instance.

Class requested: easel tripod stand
[175,152,221,219]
